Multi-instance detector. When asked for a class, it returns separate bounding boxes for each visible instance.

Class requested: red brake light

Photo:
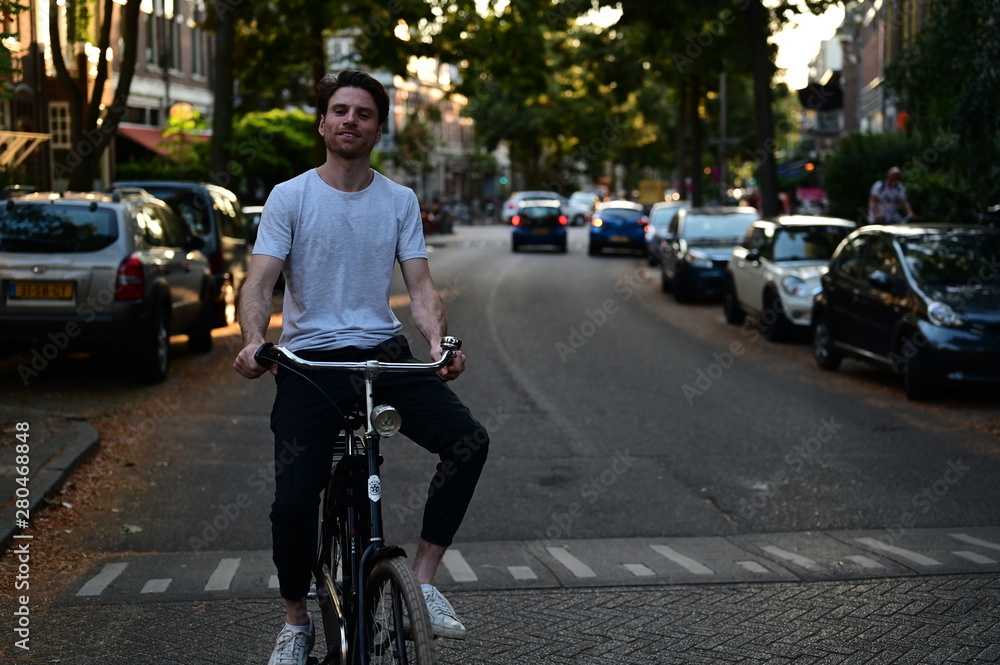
[559,215,568,226]
[115,254,145,300]
[511,215,522,226]
[637,216,649,227]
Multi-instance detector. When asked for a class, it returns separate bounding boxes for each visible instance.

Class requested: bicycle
[255,337,464,664]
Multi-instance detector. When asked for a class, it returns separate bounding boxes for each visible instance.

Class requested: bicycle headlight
[371,405,402,437]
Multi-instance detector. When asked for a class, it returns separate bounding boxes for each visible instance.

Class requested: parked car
[112,180,251,327]
[510,199,568,252]
[659,206,759,302]
[243,204,263,244]
[645,201,690,266]
[0,190,214,382]
[812,223,1000,400]
[568,191,600,225]
[588,200,648,256]
[723,215,856,340]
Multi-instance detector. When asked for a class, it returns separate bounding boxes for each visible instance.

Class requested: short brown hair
[316,70,390,126]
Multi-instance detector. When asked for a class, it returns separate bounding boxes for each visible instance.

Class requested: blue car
[589,200,648,256]
[511,200,568,252]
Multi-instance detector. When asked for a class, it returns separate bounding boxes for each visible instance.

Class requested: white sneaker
[267,620,315,665]
[421,585,467,639]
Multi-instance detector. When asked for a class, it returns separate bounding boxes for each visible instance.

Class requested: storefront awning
[0,131,51,168]
[117,124,210,157]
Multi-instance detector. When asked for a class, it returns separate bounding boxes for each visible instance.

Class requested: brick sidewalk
[11,574,999,664]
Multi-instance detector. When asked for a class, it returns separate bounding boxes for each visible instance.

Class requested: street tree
[48,0,142,190]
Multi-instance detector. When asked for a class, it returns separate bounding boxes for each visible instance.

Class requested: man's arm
[399,257,465,380]
[233,254,285,379]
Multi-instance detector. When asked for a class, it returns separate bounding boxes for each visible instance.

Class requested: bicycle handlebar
[254,336,462,374]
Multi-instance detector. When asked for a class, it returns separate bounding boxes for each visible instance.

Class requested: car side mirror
[868,270,893,291]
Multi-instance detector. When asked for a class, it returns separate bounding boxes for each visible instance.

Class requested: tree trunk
[747,0,781,217]
[210,0,235,182]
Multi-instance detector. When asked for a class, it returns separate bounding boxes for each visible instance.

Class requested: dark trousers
[268,335,489,601]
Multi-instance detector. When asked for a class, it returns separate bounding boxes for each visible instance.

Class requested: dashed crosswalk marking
[546,546,596,578]
[140,579,171,594]
[845,555,884,569]
[269,575,279,589]
[950,533,1000,551]
[507,566,537,580]
[77,562,128,597]
[953,551,996,565]
[204,558,241,591]
[649,544,714,575]
[623,563,656,577]
[854,538,942,567]
[442,550,477,582]
[736,561,770,574]
[760,545,819,570]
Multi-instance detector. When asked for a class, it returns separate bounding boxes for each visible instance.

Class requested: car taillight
[559,215,568,226]
[592,217,604,228]
[511,215,522,226]
[637,216,649,227]
[115,254,145,301]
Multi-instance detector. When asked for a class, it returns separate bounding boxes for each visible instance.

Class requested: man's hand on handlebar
[432,339,465,382]
[233,341,278,379]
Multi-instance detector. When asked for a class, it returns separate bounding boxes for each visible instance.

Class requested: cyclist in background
[868,166,915,224]
[233,70,489,665]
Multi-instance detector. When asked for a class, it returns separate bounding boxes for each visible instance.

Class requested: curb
[0,411,100,554]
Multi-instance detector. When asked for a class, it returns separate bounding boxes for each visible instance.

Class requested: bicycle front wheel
[365,557,436,664]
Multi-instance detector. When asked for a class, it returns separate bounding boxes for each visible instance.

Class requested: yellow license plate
[610,235,629,243]
[532,228,552,234]
[10,282,75,300]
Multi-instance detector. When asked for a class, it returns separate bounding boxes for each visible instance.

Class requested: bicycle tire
[364,557,436,664]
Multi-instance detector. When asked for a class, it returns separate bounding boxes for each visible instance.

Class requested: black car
[812,223,1000,400]
[659,206,759,302]
[113,180,251,327]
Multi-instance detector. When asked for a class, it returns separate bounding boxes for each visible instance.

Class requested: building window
[49,102,71,147]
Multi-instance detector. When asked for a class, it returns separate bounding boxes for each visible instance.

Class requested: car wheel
[660,265,672,293]
[813,312,842,371]
[901,338,933,400]
[188,287,214,354]
[511,240,520,252]
[588,243,600,256]
[760,289,791,342]
[722,278,745,325]
[558,241,567,253]
[137,304,171,383]
[673,267,695,303]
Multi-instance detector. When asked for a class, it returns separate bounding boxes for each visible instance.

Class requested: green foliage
[0,1,29,100]
[823,132,916,222]
[226,109,316,201]
[885,0,1000,212]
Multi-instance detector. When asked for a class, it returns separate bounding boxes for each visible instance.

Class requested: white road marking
[950,533,1000,551]
[952,551,996,564]
[761,545,820,570]
[442,550,478,582]
[269,575,280,589]
[649,544,714,575]
[624,563,656,577]
[507,566,537,580]
[546,546,597,578]
[736,561,770,573]
[854,538,941,566]
[77,563,128,597]
[204,558,241,591]
[141,578,171,594]
[845,555,884,569]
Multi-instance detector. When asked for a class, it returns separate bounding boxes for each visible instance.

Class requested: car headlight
[685,250,714,269]
[780,275,808,297]
[927,301,963,328]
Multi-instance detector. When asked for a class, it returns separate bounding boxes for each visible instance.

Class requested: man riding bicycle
[233,69,489,665]
[868,166,916,224]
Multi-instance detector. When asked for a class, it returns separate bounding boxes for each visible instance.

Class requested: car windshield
[682,213,756,241]
[772,226,852,261]
[0,203,118,253]
[599,207,643,222]
[900,232,1000,286]
[141,188,211,237]
[518,206,561,224]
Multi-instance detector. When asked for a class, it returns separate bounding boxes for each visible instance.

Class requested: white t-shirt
[253,169,427,351]
[869,180,908,223]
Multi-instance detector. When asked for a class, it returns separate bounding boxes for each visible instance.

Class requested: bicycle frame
[256,338,459,665]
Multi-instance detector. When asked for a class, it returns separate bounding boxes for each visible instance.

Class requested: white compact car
[723,215,856,341]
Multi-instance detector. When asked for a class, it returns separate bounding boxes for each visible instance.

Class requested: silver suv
[0,190,214,382]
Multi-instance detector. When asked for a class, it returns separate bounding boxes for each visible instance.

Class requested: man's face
[887,171,901,186]
[319,86,383,160]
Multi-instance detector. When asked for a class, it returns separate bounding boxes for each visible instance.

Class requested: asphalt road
[2,224,999,664]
